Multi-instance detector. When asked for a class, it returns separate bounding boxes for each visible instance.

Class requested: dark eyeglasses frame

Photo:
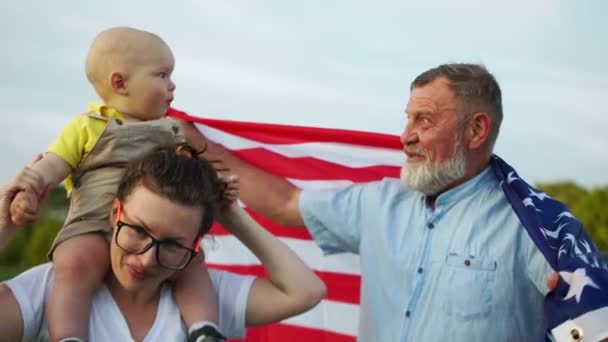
[114,201,200,271]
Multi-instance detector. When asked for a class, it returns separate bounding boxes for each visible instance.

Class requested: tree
[537,182,608,253]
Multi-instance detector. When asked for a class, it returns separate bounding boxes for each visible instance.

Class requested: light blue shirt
[300,167,552,341]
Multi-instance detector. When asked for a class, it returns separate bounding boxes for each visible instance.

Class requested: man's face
[400,77,468,195]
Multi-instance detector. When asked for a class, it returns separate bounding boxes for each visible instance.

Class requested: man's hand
[177,119,208,154]
[547,272,559,292]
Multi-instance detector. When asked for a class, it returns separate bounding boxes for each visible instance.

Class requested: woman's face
[109,185,203,293]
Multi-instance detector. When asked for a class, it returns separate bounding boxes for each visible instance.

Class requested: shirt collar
[426,165,496,209]
[87,103,127,121]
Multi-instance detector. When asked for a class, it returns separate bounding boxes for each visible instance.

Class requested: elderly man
[180,64,599,341]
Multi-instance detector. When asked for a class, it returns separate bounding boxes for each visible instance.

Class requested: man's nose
[401,125,419,146]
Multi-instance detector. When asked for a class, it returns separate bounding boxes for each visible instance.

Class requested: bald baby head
[85,27,173,100]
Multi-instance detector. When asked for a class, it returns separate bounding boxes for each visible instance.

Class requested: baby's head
[85,27,175,120]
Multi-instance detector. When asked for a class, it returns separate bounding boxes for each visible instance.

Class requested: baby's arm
[10,153,71,226]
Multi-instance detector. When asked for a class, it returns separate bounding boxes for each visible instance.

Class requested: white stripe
[287,178,354,190]
[196,123,404,167]
[203,235,361,276]
[281,299,359,336]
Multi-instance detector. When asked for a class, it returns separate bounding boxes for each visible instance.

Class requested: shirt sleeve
[47,115,97,168]
[524,231,554,296]
[209,270,255,339]
[299,182,381,255]
[3,263,54,341]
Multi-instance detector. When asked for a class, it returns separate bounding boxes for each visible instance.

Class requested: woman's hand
[1,155,45,231]
[221,174,239,209]
[216,174,241,225]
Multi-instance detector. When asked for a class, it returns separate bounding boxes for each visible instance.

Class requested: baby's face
[122,40,175,121]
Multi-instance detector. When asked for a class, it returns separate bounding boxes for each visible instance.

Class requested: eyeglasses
[114,201,200,271]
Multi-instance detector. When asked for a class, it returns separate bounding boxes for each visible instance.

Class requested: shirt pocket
[440,253,497,320]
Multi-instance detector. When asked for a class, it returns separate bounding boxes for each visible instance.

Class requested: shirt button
[417,267,423,274]
[405,310,411,318]
[428,223,434,229]
[464,259,471,267]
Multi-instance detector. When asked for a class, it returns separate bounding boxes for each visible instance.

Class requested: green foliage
[537,182,608,252]
[0,187,68,280]
[0,226,33,265]
[22,217,62,267]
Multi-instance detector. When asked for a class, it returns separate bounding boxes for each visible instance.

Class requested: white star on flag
[560,268,600,303]
[507,171,519,184]
[523,197,542,212]
[529,188,550,201]
[554,211,575,223]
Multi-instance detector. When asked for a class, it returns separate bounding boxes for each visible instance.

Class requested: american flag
[168,107,403,341]
[170,108,608,341]
[491,156,608,341]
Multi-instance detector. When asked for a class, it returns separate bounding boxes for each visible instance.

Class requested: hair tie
[175,144,195,159]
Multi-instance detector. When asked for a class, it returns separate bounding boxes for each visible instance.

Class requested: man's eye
[158,72,167,78]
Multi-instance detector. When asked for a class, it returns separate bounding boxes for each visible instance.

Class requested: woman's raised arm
[217,204,326,326]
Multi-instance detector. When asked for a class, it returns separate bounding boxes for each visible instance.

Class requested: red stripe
[209,209,313,240]
[207,264,361,305]
[168,107,402,149]
[230,324,356,342]
[233,149,401,181]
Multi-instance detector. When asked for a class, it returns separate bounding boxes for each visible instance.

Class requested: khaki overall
[49,113,185,257]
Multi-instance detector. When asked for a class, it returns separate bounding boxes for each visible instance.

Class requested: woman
[0,145,326,341]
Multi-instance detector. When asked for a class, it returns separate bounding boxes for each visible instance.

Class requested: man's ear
[110,72,129,95]
[466,112,491,150]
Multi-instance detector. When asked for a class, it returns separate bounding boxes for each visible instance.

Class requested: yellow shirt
[48,103,126,193]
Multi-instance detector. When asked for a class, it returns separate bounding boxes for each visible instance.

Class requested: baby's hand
[9,189,40,226]
[220,174,239,209]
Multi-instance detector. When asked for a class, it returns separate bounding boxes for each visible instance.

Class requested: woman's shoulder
[4,262,54,294]
[2,263,54,340]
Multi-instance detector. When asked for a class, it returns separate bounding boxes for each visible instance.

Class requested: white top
[4,263,255,342]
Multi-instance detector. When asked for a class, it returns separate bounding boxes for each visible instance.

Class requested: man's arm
[181,120,305,227]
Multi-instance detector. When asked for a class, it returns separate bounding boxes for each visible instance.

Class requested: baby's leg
[174,257,224,342]
[48,233,109,341]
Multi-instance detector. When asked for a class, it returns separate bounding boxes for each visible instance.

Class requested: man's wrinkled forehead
[405,80,457,116]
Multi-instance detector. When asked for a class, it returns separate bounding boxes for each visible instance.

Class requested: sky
[1,0,607,188]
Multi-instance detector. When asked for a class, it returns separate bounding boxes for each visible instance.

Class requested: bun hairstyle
[116,143,226,236]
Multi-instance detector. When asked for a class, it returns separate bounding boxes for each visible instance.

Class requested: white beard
[400,142,467,196]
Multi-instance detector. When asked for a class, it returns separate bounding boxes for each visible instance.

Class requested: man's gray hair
[411,63,503,152]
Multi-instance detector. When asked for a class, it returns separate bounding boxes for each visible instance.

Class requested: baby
[10,27,223,342]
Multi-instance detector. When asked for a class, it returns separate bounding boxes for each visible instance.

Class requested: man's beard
[400,140,467,196]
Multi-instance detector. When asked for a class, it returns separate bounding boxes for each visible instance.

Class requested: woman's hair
[116,143,225,236]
